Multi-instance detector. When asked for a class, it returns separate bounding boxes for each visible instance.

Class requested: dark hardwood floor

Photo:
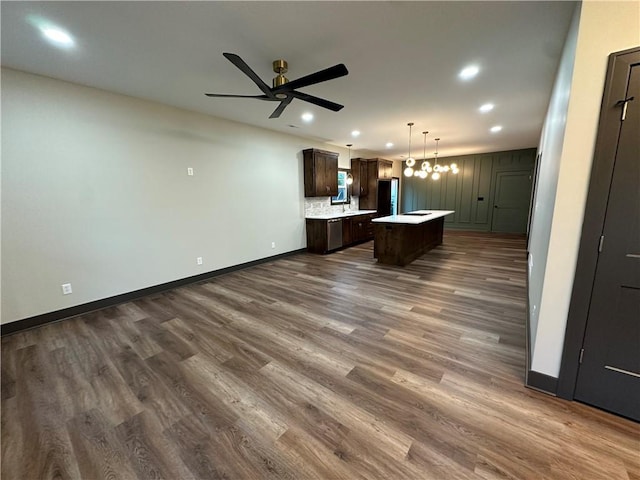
[2,232,638,479]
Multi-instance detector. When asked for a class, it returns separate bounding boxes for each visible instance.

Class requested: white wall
[528,4,581,356]
[529,1,639,377]
[1,68,351,324]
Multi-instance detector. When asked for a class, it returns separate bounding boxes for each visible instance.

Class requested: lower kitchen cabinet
[306,219,335,254]
[352,214,376,243]
[342,217,353,245]
[306,213,376,254]
[351,214,374,243]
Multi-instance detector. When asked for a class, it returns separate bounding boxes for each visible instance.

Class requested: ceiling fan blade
[269,96,294,119]
[223,53,275,98]
[204,93,271,99]
[273,64,348,93]
[288,91,344,112]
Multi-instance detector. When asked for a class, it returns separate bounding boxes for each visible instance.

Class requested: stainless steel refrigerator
[377,178,399,216]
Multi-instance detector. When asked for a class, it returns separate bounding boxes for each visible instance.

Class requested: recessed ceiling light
[385,142,394,148]
[301,112,313,122]
[479,103,494,113]
[490,125,503,133]
[459,65,480,80]
[41,26,74,47]
[351,130,360,137]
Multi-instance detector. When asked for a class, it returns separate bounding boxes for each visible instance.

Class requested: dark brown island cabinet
[372,211,454,266]
[306,213,377,254]
[354,158,393,210]
[303,148,338,197]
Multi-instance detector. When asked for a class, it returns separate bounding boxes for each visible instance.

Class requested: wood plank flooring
[2,231,639,479]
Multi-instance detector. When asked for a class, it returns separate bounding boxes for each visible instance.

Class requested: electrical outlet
[61,283,73,295]
[187,167,194,176]
[271,242,276,249]
[196,257,203,265]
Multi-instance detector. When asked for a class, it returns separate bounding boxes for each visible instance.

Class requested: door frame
[490,169,533,233]
[527,152,542,246]
[390,177,399,215]
[557,46,640,399]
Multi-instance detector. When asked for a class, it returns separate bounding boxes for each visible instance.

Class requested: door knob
[494,205,499,209]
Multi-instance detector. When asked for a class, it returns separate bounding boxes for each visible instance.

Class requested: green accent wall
[401,148,536,232]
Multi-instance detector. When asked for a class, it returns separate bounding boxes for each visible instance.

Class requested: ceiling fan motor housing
[273,59,289,87]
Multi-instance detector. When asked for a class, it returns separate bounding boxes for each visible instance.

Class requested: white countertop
[372,210,455,224]
[305,210,377,220]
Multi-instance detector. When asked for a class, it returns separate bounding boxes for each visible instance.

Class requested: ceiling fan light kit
[205,53,349,119]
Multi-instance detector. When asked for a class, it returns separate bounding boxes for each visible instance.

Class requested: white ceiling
[1,1,576,159]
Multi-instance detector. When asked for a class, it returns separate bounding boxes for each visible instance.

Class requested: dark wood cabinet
[373,217,445,266]
[377,159,393,179]
[366,214,375,238]
[351,213,375,243]
[304,148,338,197]
[306,213,376,254]
[342,217,352,245]
[305,219,328,253]
[352,217,368,243]
[359,158,394,210]
[350,158,369,197]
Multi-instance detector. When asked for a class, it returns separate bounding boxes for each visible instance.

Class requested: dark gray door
[573,61,640,421]
[491,170,532,233]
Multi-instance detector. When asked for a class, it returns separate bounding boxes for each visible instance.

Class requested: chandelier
[403,123,416,177]
[403,123,459,180]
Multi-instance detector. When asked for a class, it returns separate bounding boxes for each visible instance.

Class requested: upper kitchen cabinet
[371,158,393,180]
[303,148,339,197]
[350,158,369,197]
[359,158,394,210]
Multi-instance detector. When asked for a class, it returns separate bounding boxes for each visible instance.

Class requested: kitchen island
[371,210,454,266]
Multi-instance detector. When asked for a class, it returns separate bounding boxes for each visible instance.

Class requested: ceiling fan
[205,53,349,119]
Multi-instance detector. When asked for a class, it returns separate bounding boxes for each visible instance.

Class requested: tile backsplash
[304,197,359,216]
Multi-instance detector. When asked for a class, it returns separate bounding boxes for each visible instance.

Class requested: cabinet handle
[326,185,330,192]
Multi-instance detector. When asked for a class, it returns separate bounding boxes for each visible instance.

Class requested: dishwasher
[327,218,343,251]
